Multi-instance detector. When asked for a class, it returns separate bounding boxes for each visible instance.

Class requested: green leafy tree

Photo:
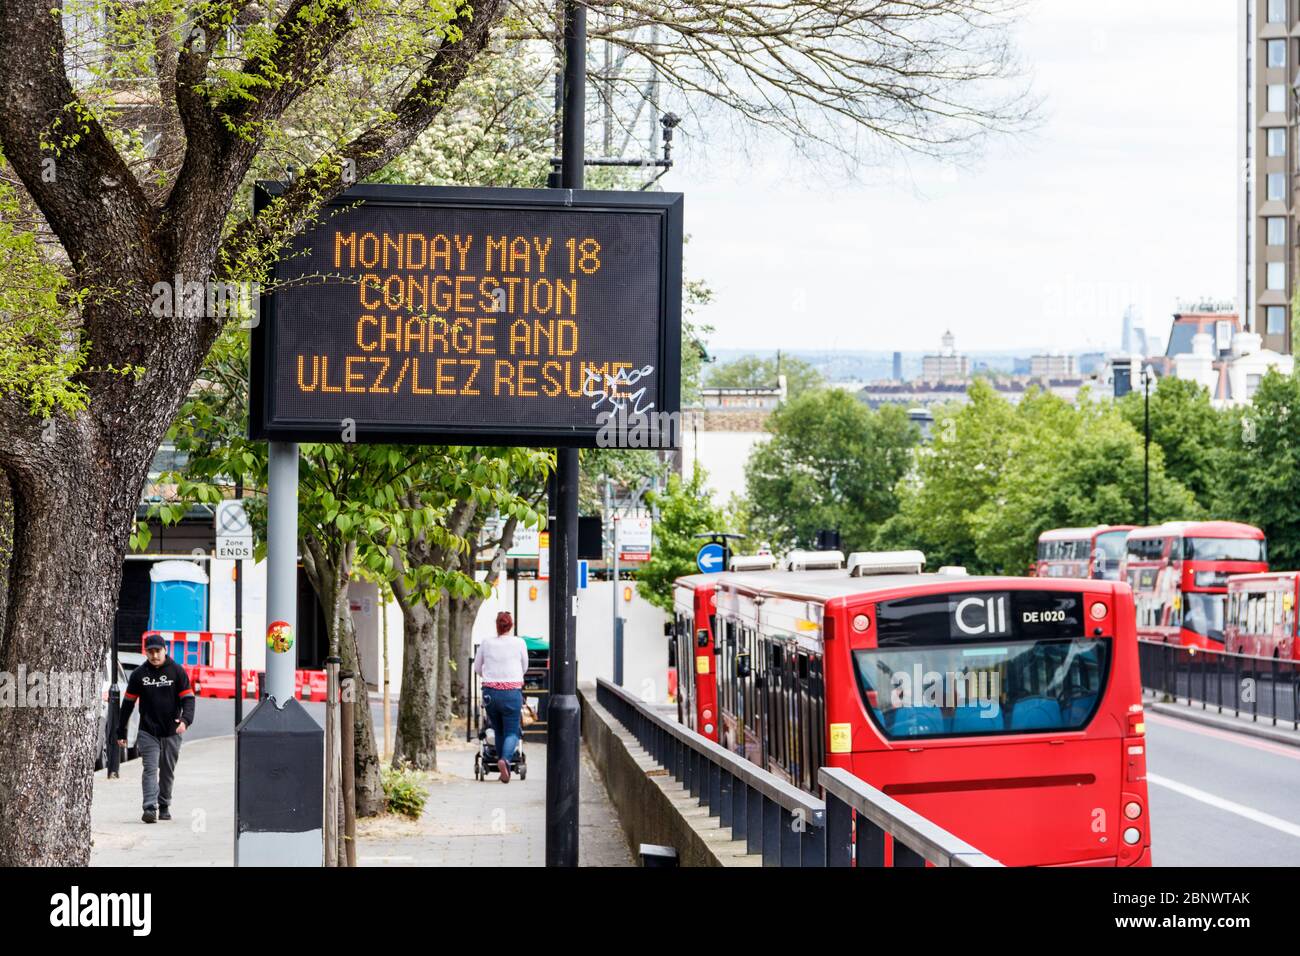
[636,464,729,612]
[1118,376,1230,509]
[745,390,917,554]
[706,353,823,400]
[877,382,1200,574]
[1218,370,1300,567]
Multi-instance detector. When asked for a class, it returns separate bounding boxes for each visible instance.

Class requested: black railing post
[894,841,927,867]
[708,762,721,814]
[857,816,886,867]
[1272,655,1279,727]
[826,793,853,867]
[747,787,762,855]
[800,815,826,867]
[719,771,733,828]
[762,796,780,866]
[732,780,748,843]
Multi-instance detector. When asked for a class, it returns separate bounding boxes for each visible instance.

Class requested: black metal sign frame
[250,182,683,447]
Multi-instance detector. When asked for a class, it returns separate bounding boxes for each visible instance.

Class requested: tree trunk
[436,588,452,729]
[304,536,384,822]
[392,586,438,771]
[0,411,161,865]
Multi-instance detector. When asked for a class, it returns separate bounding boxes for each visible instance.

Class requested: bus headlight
[1090,601,1107,621]
[702,709,712,720]
[1123,827,1141,845]
[1124,802,1142,820]
[704,723,714,735]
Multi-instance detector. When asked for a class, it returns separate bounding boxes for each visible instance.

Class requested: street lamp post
[1142,364,1151,526]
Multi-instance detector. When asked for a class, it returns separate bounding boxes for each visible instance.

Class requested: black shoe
[142,807,157,824]
[158,807,171,821]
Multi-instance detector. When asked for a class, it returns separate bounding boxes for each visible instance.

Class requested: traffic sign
[617,515,653,563]
[696,542,725,574]
[216,500,253,560]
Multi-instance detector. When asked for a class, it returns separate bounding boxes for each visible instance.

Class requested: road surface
[1145,711,1300,866]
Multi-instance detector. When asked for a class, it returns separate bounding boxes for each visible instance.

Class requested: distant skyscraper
[892,351,902,380]
[1238,0,1293,354]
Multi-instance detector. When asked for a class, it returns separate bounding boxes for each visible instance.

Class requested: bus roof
[1038,525,1134,542]
[1127,520,1264,539]
[685,567,1114,605]
[1228,571,1300,585]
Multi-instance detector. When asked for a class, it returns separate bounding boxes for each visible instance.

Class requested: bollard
[233,696,324,866]
[105,684,122,778]
[340,668,356,868]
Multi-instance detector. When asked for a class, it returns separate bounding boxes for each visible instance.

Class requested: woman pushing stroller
[473,612,530,783]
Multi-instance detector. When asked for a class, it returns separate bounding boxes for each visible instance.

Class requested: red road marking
[1145,710,1300,762]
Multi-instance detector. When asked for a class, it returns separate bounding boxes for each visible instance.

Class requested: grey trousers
[137,730,182,811]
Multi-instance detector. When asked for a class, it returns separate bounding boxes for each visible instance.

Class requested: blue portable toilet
[148,561,209,664]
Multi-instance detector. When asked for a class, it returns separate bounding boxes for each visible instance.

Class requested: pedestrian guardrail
[594,678,1002,867]
[1138,639,1299,731]
[819,767,1000,867]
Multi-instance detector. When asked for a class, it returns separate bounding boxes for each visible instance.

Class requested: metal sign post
[545,0,586,869]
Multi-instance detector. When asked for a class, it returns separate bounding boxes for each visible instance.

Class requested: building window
[1268,260,1287,290]
[1269,39,1287,69]
[1269,83,1287,113]
[1270,128,1288,156]
[1270,0,1288,23]
[1268,216,1287,245]
[1267,305,1288,335]
[1268,171,1287,200]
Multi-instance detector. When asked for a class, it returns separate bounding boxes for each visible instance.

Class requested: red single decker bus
[1035,526,1135,580]
[1121,521,1267,648]
[673,550,1152,867]
[1226,572,1300,660]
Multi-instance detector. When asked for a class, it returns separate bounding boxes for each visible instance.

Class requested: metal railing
[819,767,1000,867]
[1138,639,1299,731]
[594,678,1002,867]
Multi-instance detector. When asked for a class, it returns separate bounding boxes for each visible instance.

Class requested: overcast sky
[660,0,1238,356]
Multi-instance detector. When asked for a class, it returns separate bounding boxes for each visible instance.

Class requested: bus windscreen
[853,637,1110,738]
[1182,537,1266,562]
[858,590,1109,738]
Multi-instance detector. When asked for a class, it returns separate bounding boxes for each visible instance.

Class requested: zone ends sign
[250,183,683,447]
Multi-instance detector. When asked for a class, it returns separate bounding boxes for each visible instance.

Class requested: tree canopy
[706,353,824,401]
[745,389,917,554]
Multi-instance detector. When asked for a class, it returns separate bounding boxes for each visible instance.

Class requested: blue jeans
[484,688,522,764]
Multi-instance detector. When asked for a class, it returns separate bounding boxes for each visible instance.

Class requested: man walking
[116,634,196,823]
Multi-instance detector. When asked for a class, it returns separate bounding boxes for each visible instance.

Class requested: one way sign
[696,542,725,573]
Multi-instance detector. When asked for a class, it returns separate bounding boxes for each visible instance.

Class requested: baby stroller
[472,689,527,782]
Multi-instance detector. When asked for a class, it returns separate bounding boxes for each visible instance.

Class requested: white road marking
[1147,772,1300,840]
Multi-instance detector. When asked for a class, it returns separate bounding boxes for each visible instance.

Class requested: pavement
[91,733,633,867]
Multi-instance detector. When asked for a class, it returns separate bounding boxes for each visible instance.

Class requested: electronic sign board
[250,183,682,446]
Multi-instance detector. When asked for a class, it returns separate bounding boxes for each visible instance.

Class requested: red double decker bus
[1035,525,1135,580]
[673,551,1152,867]
[1120,521,1267,648]
[1225,572,1300,660]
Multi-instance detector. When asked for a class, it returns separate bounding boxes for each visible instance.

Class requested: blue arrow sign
[696,542,725,573]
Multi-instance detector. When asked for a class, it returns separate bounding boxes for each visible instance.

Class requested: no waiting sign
[250,183,683,447]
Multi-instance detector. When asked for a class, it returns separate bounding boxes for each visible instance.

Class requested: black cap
[144,633,166,650]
